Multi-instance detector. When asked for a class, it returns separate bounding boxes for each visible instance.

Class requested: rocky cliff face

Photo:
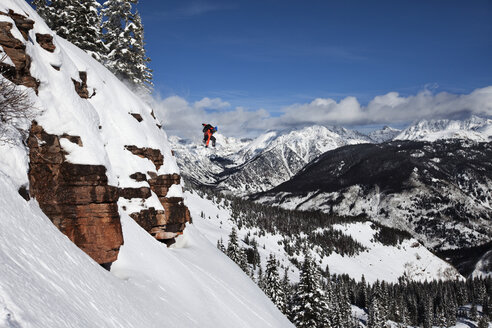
[0,10,39,91]
[28,122,123,266]
[123,146,191,245]
[1,7,190,265]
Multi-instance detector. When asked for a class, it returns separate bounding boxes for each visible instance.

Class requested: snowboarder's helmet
[214,126,218,132]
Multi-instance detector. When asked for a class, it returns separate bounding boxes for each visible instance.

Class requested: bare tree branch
[0,54,36,144]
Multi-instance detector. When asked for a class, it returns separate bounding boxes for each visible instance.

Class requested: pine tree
[358,274,368,309]
[44,0,74,40]
[433,304,447,327]
[238,248,250,276]
[251,243,261,270]
[263,254,286,313]
[445,291,457,326]
[128,11,153,91]
[423,295,433,328]
[470,302,478,321]
[338,283,352,328]
[71,0,106,60]
[478,315,490,328]
[368,283,386,328]
[291,253,331,328]
[32,0,49,23]
[484,296,492,320]
[33,0,106,60]
[399,297,409,327]
[281,267,291,316]
[102,0,152,91]
[257,265,265,291]
[216,238,226,253]
[102,0,134,78]
[226,227,242,263]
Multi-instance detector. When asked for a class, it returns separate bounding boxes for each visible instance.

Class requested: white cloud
[152,86,492,139]
[152,95,268,140]
[193,97,231,110]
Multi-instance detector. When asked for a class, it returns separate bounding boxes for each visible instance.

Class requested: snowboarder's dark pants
[203,134,216,147]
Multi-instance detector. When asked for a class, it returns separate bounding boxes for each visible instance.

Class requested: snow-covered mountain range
[395,115,492,142]
[170,117,492,278]
[368,125,401,142]
[254,139,492,275]
[171,116,492,195]
[171,125,372,194]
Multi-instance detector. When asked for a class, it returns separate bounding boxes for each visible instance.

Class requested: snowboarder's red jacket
[202,124,215,146]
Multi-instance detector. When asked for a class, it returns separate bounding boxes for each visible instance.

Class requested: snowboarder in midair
[202,123,217,148]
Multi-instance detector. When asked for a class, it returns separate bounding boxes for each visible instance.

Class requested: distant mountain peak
[396,115,492,142]
[368,126,402,143]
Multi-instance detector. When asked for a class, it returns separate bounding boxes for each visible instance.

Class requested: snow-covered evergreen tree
[32,0,106,60]
[433,304,447,327]
[71,0,106,61]
[445,291,457,326]
[102,0,152,92]
[281,267,291,316]
[368,282,387,328]
[291,252,331,328]
[470,302,478,321]
[358,274,368,309]
[478,314,490,328]
[226,227,242,263]
[224,227,249,276]
[263,254,286,313]
[128,11,153,91]
[43,0,73,39]
[238,248,251,276]
[216,237,226,253]
[336,282,352,328]
[32,0,49,23]
[484,296,492,320]
[257,265,265,290]
[422,296,433,328]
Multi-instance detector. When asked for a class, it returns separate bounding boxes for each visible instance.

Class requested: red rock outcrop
[72,71,90,99]
[130,113,143,122]
[119,186,152,199]
[1,10,34,41]
[149,173,191,239]
[35,33,55,52]
[0,10,39,92]
[125,145,164,170]
[28,122,124,266]
[125,146,190,245]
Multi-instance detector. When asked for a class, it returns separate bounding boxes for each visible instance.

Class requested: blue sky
[27,0,492,137]
[140,0,492,113]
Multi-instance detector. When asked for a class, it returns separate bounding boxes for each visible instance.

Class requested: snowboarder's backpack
[202,123,213,133]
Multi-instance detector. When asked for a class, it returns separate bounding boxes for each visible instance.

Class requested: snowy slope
[184,190,462,284]
[395,116,492,142]
[472,250,492,278]
[0,1,292,326]
[0,174,293,328]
